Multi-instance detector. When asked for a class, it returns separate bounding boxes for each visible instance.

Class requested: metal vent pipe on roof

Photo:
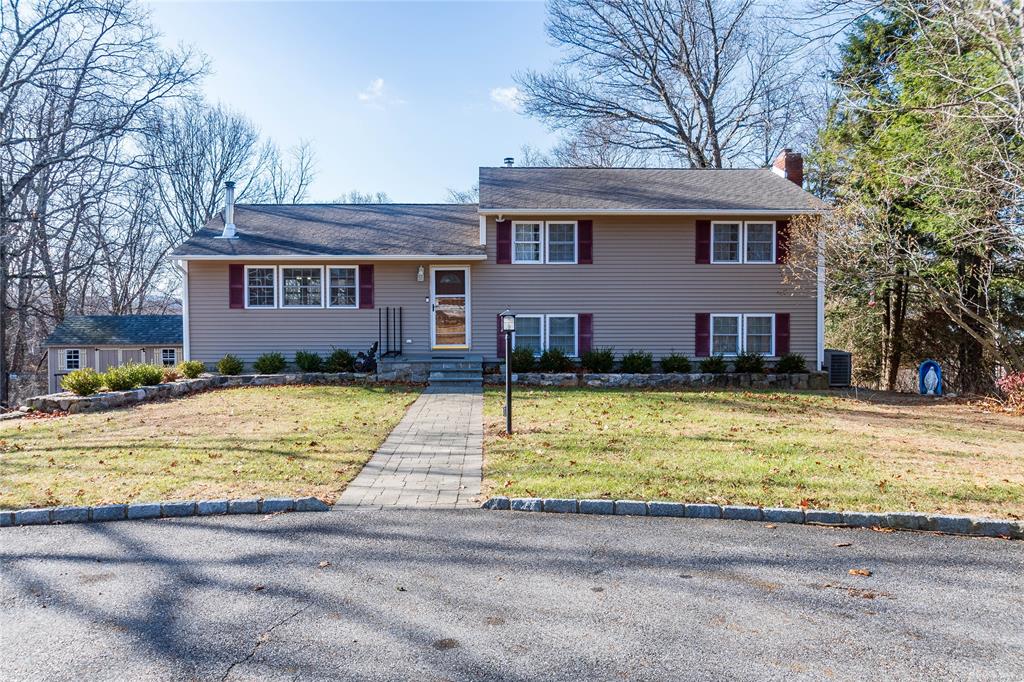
[503,157,514,167]
[222,181,237,238]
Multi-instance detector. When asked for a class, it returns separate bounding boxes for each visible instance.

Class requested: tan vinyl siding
[184,215,819,367]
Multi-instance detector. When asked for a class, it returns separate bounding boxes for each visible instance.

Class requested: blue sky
[147,1,559,202]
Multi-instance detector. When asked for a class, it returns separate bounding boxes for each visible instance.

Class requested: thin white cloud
[358,77,386,103]
[490,85,522,112]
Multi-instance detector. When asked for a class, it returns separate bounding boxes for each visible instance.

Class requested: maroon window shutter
[358,264,374,309]
[776,219,790,264]
[578,220,593,264]
[578,313,593,354]
[496,314,505,358]
[695,313,711,356]
[496,220,512,264]
[229,264,244,309]
[776,313,790,355]
[695,220,711,264]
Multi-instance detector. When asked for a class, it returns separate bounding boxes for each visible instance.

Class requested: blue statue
[918,360,942,396]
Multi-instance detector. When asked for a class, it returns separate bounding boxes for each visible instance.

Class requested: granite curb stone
[14,508,52,525]
[52,506,90,524]
[843,511,887,527]
[543,499,578,513]
[763,507,804,524]
[887,511,927,531]
[127,503,162,520]
[648,502,686,517]
[804,509,845,525]
[260,498,295,514]
[614,500,648,516]
[684,503,722,519]
[197,500,229,516]
[91,504,128,522]
[579,499,615,515]
[510,498,543,512]
[228,498,260,514]
[481,496,510,510]
[722,505,763,521]
[0,511,13,527]
[161,501,197,518]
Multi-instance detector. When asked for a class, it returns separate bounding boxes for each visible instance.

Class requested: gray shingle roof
[478,167,829,212]
[172,204,482,258]
[44,315,183,346]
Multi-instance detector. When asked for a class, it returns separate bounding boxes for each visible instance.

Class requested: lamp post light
[501,309,516,434]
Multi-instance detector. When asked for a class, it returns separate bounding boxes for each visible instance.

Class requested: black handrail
[379,307,403,357]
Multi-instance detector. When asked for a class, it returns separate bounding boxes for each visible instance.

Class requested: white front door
[430,266,471,349]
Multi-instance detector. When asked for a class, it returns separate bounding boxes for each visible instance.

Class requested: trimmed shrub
[620,350,654,374]
[129,363,165,386]
[324,348,355,373]
[660,353,692,373]
[217,354,244,375]
[733,351,766,373]
[581,347,615,373]
[508,347,536,373]
[162,367,181,383]
[294,350,323,372]
[61,368,103,396]
[537,348,576,372]
[253,352,287,374]
[699,355,727,373]
[177,359,205,379]
[776,353,807,373]
[103,364,140,391]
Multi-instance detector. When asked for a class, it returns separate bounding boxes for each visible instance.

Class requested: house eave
[169,253,489,262]
[477,207,829,216]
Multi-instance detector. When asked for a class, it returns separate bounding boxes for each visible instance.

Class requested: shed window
[246,267,276,308]
[281,267,323,307]
[161,348,178,367]
[64,349,82,371]
[328,267,357,308]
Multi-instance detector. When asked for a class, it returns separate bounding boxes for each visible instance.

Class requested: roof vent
[503,157,514,167]
[218,181,237,239]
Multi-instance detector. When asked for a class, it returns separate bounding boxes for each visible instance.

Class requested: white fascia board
[170,253,488,262]
[475,206,827,215]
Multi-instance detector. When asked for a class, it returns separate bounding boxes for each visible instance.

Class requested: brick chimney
[772,148,803,188]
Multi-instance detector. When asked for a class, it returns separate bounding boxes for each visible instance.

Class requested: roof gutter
[478,208,829,216]
[168,253,488,262]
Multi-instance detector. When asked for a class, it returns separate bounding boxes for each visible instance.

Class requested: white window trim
[326,266,359,309]
[743,313,776,357]
[161,348,178,366]
[710,221,777,264]
[710,314,742,356]
[744,221,777,264]
[512,314,579,357]
[63,348,82,371]
[511,221,544,264]
[710,313,777,357]
[511,314,544,355]
[546,313,579,357]
[710,221,743,264]
[545,221,579,265]
[279,265,326,309]
[244,265,278,309]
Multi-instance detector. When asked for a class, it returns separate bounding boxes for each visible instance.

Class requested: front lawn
[0,384,419,510]
[483,388,1024,518]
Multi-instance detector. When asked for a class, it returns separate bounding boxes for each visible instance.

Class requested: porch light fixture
[416,265,425,282]
[500,309,516,434]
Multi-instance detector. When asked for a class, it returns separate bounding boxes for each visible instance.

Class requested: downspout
[816,229,825,371]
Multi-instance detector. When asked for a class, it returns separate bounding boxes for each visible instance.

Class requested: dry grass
[0,384,419,510]
[483,388,1024,518]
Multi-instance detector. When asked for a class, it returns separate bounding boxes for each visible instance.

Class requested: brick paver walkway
[335,384,483,510]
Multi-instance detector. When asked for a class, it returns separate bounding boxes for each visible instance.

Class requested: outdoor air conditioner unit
[823,349,852,388]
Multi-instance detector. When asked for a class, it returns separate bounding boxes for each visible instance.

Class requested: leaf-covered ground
[0,385,419,510]
[483,388,1024,518]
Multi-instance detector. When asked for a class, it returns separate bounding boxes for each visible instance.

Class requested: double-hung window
[280,267,323,308]
[328,267,357,308]
[546,222,577,264]
[63,349,82,370]
[161,348,177,367]
[513,315,544,354]
[245,266,276,308]
[513,222,543,263]
[711,221,776,264]
[512,314,579,357]
[711,314,775,356]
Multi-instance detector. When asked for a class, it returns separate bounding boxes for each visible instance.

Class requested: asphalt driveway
[1,510,1022,681]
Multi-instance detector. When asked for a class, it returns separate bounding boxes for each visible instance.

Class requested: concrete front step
[430,361,482,371]
[429,373,483,383]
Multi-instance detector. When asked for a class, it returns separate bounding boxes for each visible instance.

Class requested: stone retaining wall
[23,371,376,414]
[483,371,829,390]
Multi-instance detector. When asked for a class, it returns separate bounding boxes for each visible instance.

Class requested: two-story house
[171,150,828,373]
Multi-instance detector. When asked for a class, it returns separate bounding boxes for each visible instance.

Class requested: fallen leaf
[318,560,331,569]
[849,568,872,577]
[396,586,407,592]
[764,524,777,529]
[252,584,266,592]
[834,542,853,548]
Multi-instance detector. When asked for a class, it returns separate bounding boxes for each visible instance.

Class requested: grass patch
[0,384,419,510]
[483,388,1024,517]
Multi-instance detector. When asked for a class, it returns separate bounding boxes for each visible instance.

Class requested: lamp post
[501,309,516,434]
